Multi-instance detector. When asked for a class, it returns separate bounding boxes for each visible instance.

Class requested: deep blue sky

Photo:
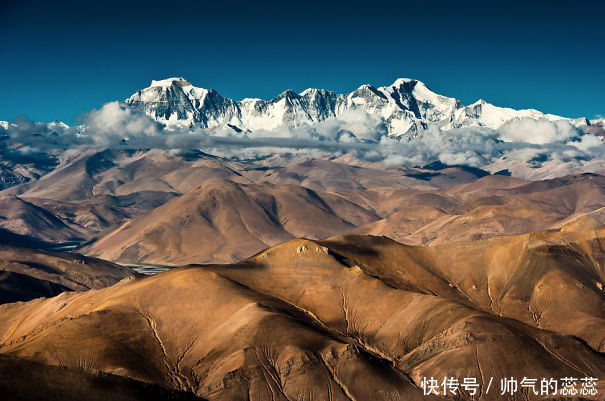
[1,0,603,124]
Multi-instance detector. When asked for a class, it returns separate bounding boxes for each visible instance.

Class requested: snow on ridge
[125,77,588,137]
[149,77,192,88]
[388,77,417,86]
[0,120,69,130]
[48,120,70,129]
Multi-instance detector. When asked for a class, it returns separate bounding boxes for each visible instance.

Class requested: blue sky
[1,0,603,124]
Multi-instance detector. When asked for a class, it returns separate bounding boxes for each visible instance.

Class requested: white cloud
[83,101,161,145]
[2,102,603,180]
[569,134,604,152]
[499,118,578,145]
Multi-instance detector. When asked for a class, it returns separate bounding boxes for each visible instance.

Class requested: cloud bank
[2,101,604,179]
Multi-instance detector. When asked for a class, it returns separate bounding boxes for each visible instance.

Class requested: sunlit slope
[85,179,378,264]
[0,232,603,400]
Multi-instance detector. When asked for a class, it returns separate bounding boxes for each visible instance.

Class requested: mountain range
[0,76,605,400]
[0,143,603,265]
[125,77,590,136]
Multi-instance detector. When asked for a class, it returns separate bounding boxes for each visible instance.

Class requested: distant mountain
[126,77,589,137]
[85,167,605,266]
[85,178,379,264]
[0,120,69,131]
[1,149,490,246]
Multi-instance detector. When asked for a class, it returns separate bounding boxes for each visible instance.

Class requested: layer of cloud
[498,118,579,144]
[1,103,604,179]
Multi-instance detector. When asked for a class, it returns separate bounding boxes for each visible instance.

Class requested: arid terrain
[2,147,604,265]
[0,229,604,400]
[0,149,603,400]
[3,0,605,397]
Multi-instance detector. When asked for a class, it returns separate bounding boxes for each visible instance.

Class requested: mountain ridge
[125,77,590,137]
[1,232,603,399]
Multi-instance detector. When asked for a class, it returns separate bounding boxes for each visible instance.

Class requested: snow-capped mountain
[127,77,588,137]
[0,120,69,131]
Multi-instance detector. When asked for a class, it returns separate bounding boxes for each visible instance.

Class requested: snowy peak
[149,77,192,88]
[0,120,69,131]
[125,77,585,137]
[377,78,462,124]
[47,120,70,130]
[389,77,417,86]
[275,89,299,101]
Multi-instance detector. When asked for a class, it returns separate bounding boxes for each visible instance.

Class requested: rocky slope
[0,232,603,400]
[0,231,135,303]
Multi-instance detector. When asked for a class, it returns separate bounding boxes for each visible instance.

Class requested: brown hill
[90,149,251,196]
[0,233,603,400]
[316,232,605,352]
[6,149,118,201]
[4,149,605,268]
[0,271,70,305]
[85,173,605,265]
[1,149,247,241]
[353,173,605,245]
[254,158,494,192]
[0,242,135,304]
[85,179,379,264]
[0,194,86,242]
[3,151,441,244]
[256,158,435,191]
